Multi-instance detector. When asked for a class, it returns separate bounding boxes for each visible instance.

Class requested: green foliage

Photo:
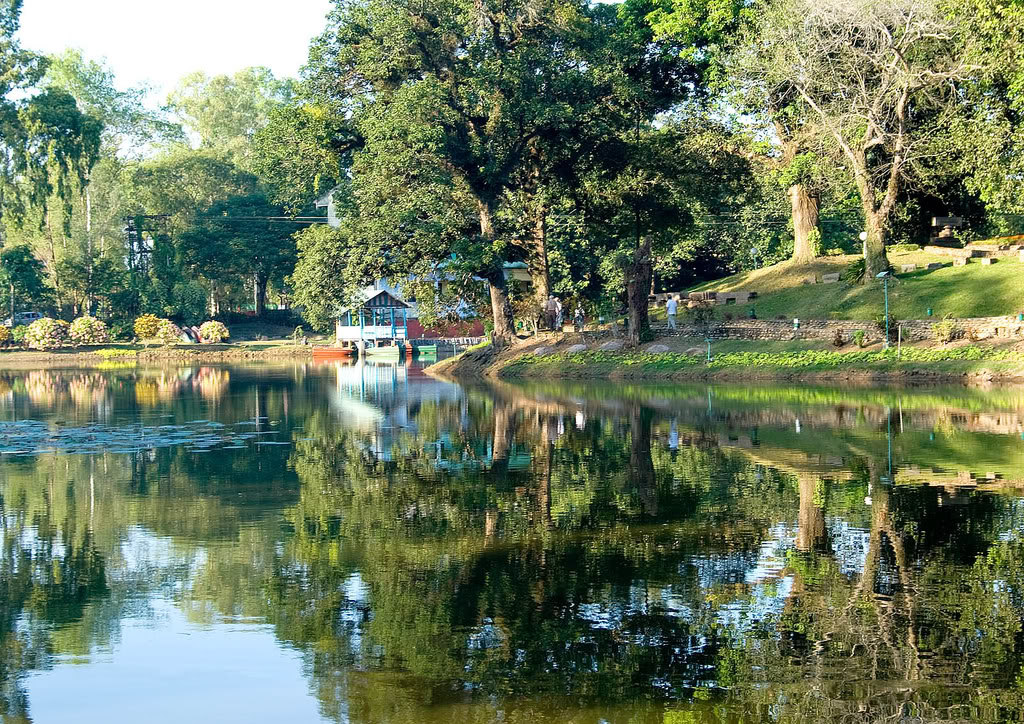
[853,329,866,348]
[93,348,136,359]
[133,314,160,339]
[10,325,28,344]
[23,317,68,350]
[841,259,865,285]
[68,315,109,346]
[198,320,229,344]
[289,223,350,332]
[874,313,898,343]
[889,243,922,253]
[932,316,958,344]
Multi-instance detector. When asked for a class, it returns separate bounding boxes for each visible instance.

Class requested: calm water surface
[3,362,1024,722]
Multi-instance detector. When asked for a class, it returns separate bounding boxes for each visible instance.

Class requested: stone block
[801,277,817,285]
[598,340,624,351]
[981,257,996,265]
[532,346,555,356]
[821,273,840,284]
[645,344,672,354]
[953,257,968,267]
[926,262,946,270]
[565,344,588,353]
[900,263,917,273]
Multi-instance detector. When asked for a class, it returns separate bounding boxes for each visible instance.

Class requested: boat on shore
[312,346,355,362]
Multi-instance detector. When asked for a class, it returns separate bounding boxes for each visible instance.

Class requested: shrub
[24,317,69,350]
[69,316,110,346]
[932,316,958,345]
[0,325,10,345]
[199,320,229,343]
[687,300,716,331]
[889,243,921,254]
[10,325,28,344]
[853,330,866,348]
[874,314,898,344]
[841,259,865,285]
[134,314,161,339]
[155,318,183,345]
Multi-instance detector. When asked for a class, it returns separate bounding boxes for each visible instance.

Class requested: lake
[2,361,1024,722]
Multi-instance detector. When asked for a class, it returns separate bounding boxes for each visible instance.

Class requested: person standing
[573,304,585,332]
[554,297,564,331]
[545,295,558,330]
[666,295,678,330]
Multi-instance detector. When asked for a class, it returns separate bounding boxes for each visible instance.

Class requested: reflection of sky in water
[27,598,329,724]
[829,519,871,577]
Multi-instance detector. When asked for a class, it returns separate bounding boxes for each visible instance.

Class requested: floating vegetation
[0,418,284,456]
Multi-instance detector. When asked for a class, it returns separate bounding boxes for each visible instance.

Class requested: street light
[876,270,890,349]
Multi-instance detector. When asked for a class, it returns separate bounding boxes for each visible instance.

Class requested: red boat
[312,346,356,362]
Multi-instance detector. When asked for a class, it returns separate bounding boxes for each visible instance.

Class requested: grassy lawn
[682,250,1024,321]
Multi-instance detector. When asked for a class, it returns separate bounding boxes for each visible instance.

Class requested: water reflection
[2,364,1024,721]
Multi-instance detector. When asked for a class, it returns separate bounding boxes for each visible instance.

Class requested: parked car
[2,311,43,327]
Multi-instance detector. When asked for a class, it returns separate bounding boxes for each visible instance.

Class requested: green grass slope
[686,249,1024,321]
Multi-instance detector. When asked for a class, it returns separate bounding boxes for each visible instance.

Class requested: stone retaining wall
[655,315,1024,344]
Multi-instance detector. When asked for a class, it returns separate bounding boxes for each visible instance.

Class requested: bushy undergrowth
[509,345,1024,372]
[24,318,69,350]
[199,320,229,343]
[134,314,160,339]
[155,319,183,345]
[69,316,110,345]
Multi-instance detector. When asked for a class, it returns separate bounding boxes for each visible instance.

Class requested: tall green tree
[167,67,294,166]
[746,0,976,278]
[304,0,606,348]
[0,243,48,319]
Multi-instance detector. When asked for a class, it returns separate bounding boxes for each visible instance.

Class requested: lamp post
[876,270,890,349]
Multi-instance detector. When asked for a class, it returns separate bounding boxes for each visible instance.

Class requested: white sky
[18,0,333,100]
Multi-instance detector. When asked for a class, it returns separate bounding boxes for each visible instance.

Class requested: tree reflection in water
[1,365,1024,721]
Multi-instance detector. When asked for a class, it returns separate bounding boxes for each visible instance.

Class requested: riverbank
[0,341,313,366]
[427,333,1024,385]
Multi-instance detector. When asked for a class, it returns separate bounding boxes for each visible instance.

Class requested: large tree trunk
[852,162,889,280]
[479,201,516,349]
[790,184,820,263]
[862,203,889,280]
[254,272,268,318]
[625,237,653,348]
[526,200,550,331]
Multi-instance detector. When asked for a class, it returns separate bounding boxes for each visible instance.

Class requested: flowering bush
[24,317,69,350]
[134,314,161,339]
[198,320,229,343]
[69,316,110,346]
[0,325,10,345]
[155,318,182,345]
[10,325,28,344]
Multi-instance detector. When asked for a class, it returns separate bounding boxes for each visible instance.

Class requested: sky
[18,0,334,100]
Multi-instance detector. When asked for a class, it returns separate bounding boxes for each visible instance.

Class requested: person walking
[573,304,585,332]
[666,295,678,330]
[545,295,558,330]
[554,297,564,331]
